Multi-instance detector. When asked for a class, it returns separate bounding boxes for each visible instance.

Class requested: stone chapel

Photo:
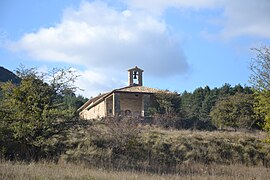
[78,66,161,120]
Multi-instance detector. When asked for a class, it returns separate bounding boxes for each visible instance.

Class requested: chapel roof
[116,85,160,93]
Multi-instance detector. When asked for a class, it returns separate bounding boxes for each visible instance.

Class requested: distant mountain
[0,66,21,84]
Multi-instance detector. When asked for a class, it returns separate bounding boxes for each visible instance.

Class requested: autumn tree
[250,46,270,134]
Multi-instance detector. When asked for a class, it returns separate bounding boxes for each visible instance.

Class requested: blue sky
[1,0,270,97]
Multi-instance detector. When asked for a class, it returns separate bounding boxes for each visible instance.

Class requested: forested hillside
[149,84,258,131]
[0,66,21,84]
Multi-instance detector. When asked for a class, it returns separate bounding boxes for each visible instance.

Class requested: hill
[0,66,21,84]
[64,121,270,172]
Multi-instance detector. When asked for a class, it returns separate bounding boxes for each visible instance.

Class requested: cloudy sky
[1,0,270,97]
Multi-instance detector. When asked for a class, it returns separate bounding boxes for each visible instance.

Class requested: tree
[200,90,218,121]
[249,46,270,133]
[149,91,181,128]
[210,93,258,130]
[177,85,254,130]
[0,66,80,160]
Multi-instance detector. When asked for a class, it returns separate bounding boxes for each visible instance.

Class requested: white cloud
[125,0,270,39]
[8,1,189,78]
[7,0,270,97]
[124,0,218,15]
[7,1,191,97]
[219,0,270,39]
[75,68,126,97]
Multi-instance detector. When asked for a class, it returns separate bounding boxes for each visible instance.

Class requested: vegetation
[150,84,256,131]
[250,46,270,138]
[1,160,270,180]
[1,62,270,179]
[149,91,181,128]
[210,93,258,130]
[0,66,87,161]
[63,119,270,173]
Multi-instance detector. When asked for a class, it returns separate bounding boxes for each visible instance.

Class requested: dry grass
[0,160,270,180]
[65,123,270,171]
[144,126,267,139]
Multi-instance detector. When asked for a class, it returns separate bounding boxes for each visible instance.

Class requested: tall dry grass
[64,120,270,172]
[0,160,269,180]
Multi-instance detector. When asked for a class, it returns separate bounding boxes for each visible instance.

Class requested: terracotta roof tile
[115,86,160,93]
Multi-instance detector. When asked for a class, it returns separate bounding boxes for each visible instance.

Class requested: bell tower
[128,66,143,86]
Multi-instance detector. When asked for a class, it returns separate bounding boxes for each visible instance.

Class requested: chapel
[78,66,161,119]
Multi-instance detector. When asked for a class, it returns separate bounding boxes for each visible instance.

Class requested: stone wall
[119,93,143,117]
[80,101,106,119]
[106,95,113,116]
[80,92,154,120]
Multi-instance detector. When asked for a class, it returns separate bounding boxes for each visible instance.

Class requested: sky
[0,0,270,97]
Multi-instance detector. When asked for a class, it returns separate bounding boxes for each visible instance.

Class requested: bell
[133,71,138,79]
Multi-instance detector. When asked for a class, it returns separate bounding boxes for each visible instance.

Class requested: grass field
[1,160,270,180]
[1,127,270,179]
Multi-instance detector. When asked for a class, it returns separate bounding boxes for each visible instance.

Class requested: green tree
[0,67,79,160]
[149,91,181,128]
[62,91,88,116]
[210,93,257,130]
[250,46,270,134]
[180,87,208,121]
[179,86,217,129]
[179,90,193,120]
[200,90,218,121]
